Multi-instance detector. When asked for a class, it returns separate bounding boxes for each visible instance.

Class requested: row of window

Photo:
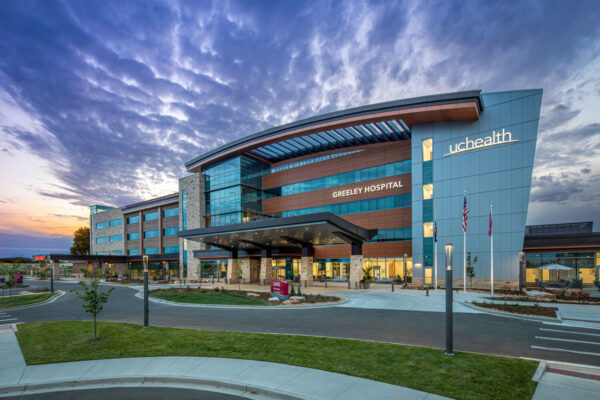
[282,194,411,217]
[95,234,123,244]
[124,208,179,225]
[273,160,411,196]
[368,227,412,242]
[95,219,122,229]
[124,228,179,240]
[126,246,180,256]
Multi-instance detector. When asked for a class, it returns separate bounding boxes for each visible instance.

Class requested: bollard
[391,281,394,292]
[304,280,307,288]
[347,280,350,289]
[355,281,358,290]
[426,286,429,296]
[325,280,327,288]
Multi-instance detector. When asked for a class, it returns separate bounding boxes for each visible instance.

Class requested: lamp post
[519,251,525,293]
[445,243,454,356]
[414,263,422,287]
[143,255,149,328]
[50,262,54,294]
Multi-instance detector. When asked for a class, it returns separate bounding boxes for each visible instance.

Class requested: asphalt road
[3,387,248,399]
[8,280,600,367]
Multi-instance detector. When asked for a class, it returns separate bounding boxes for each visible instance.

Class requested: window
[368,227,412,242]
[96,237,107,244]
[163,227,178,236]
[163,246,179,254]
[144,230,159,238]
[127,215,140,224]
[422,138,433,162]
[144,212,158,221]
[182,190,187,231]
[109,234,122,242]
[144,247,159,255]
[96,251,108,255]
[163,208,179,218]
[127,249,141,256]
[423,184,433,200]
[110,250,123,255]
[96,222,107,229]
[127,232,140,240]
[282,194,411,217]
[423,222,433,238]
[109,219,122,227]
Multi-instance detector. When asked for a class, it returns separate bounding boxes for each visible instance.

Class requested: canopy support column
[349,243,364,289]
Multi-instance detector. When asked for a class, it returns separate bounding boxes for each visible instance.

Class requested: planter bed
[472,301,558,318]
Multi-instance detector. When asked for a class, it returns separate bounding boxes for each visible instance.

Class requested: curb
[532,361,547,382]
[462,301,561,323]
[0,291,64,312]
[135,291,348,310]
[0,376,307,400]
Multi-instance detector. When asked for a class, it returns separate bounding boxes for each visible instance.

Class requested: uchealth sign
[332,180,403,199]
[33,255,46,261]
[444,129,518,157]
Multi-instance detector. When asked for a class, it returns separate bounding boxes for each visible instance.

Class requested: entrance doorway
[272,259,300,280]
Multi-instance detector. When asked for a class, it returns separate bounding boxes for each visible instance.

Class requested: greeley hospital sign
[332,180,403,199]
[444,129,518,157]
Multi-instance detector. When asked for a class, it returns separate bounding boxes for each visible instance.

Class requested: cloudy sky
[0,0,599,257]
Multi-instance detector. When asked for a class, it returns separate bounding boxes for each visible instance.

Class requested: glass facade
[368,227,412,242]
[127,249,141,256]
[144,212,158,221]
[127,232,140,240]
[312,259,350,279]
[144,229,159,238]
[96,236,107,244]
[163,208,179,218]
[163,246,179,254]
[109,219,122,227]
[282,194,411,217]
[273,160,411,196]
[96,222,107,229]
[109,234,122,242]
[526,252,600,284]
[144,247,159,255]
[271,150,362,173]
[110,250,123,255]
[200,260,228,278]
[163,227,178,236]
[422,139,434,268]
[182,190,187,231]
[204,155,274,227]
[127,215,139,224]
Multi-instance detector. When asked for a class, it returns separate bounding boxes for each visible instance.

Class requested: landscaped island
[16,321,538,400]
[0,292,55,309]
[149,287,341,306]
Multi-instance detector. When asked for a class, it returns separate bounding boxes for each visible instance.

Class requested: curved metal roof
[186,90,483,171]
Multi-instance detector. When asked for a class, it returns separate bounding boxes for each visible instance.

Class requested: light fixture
[445,244,453,270]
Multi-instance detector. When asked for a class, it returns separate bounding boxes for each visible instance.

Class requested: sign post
[143,255,149,328]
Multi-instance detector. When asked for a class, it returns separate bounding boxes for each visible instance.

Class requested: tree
[71,279,114,340]
[70,227,90,256]
[0,263,20,296]
[466,252,478,289]
[37,261,48,280]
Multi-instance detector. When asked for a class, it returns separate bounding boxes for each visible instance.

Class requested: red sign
[270,280,289,300]
[34,255,46,261]
[14,272,23,285]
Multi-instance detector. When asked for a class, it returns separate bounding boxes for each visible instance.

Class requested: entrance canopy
[178,212,377,251]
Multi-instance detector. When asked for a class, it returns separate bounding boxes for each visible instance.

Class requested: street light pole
[143,255,149,328]
[519,252,525,293]
[445,243,454,356]
[50,261,54,294]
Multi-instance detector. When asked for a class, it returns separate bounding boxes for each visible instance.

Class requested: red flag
[488,210,493,236]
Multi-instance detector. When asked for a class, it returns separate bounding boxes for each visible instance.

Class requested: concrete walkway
[533,361,600,400]
[0,327,448,400]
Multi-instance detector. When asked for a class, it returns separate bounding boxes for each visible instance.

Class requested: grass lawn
[0,293,55,309]
[149,290,273,306]
[16,321,538,400]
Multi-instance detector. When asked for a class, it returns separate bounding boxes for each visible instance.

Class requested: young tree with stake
[71,279,114,340]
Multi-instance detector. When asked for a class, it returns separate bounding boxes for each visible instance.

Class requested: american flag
[462,194,469,232]
[488,209,493,237]
[434,219,438,242]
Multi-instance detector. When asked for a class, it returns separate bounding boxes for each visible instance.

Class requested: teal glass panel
[163,227,178,236]
[143,230,159,238]
[144,212,158,221]
[127,215,140,224]
[163,208,179,218]
[127,249,141,256]
[282,194,411,217]
[109,234,122,242]
[109,219,122,227]
[144,248,159,255]
[95,236,107,244]
[127,232,140,240]
[163,246,179,254]
[95,222,107,229]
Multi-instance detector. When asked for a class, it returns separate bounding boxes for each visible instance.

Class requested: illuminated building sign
[332,180,403,198]
[444,129,518,157]
[33,255,46,261]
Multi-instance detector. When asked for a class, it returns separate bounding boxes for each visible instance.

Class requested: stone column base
[241,259,251,283]
[349,255,363,289]
[300,256,313,286]
[227,259,240,283]
[260,257,272,284]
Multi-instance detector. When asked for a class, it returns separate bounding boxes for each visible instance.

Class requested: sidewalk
[533,361,600,400]
[0,327,448,400]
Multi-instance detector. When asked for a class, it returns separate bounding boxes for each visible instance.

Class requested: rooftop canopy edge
[185,90,483,171]
[178,212,377,251]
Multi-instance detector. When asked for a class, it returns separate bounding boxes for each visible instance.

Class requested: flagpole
[434,215,438,290]
[463,188,467,294]
[490,201,494,296]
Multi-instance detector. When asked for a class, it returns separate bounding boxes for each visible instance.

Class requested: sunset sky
[1,0,599,257]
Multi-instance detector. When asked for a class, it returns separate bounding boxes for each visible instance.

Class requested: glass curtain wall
[272,258,300,280]
[525,252,599,284]
[312,259,350,279]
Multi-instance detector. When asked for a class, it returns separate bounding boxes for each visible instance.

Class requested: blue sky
[0,0,599,257]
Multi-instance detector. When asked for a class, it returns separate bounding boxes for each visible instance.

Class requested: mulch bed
[472,301,558,318]
[485,295,600,305]
[149,287,341,304]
